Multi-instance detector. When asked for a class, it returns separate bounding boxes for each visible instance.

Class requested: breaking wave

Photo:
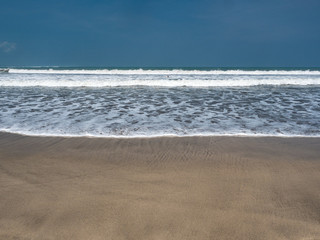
[2,68,320,87]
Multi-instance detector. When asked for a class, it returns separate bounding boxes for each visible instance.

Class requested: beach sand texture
[0,133,319,239]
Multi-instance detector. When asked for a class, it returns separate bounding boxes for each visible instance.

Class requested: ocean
[1,67,320,137]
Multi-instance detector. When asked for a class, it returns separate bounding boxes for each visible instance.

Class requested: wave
[2,68,320,87]
[7,68,320,75]
[1,78,320,87]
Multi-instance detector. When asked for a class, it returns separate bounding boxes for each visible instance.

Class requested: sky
[0,0,319,67]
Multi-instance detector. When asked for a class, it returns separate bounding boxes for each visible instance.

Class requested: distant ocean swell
[8,68,320,75]
[1,68,320,137]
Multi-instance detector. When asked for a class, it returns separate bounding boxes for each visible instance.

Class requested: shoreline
[2,130,320,139]
[1,132,320,239]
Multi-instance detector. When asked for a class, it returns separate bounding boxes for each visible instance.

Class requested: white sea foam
[1,129,319,138]
[1,69,320,137]
[1,71,320,87]
[1,85,320,137]
[1,79,319,87]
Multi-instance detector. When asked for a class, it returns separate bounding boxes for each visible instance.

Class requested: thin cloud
[0,41,16,52]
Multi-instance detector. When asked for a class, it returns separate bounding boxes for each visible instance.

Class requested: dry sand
[0,132,319,240]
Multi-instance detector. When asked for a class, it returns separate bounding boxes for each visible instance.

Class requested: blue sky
[1,0,319,67]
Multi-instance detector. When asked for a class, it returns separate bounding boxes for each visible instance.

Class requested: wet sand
[0,132,319,240]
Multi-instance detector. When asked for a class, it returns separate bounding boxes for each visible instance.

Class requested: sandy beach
[0,132,319,239]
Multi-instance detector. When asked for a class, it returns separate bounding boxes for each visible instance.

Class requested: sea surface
[1,67,320,137]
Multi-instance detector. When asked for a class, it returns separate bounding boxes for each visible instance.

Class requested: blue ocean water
[0,67,320,137]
